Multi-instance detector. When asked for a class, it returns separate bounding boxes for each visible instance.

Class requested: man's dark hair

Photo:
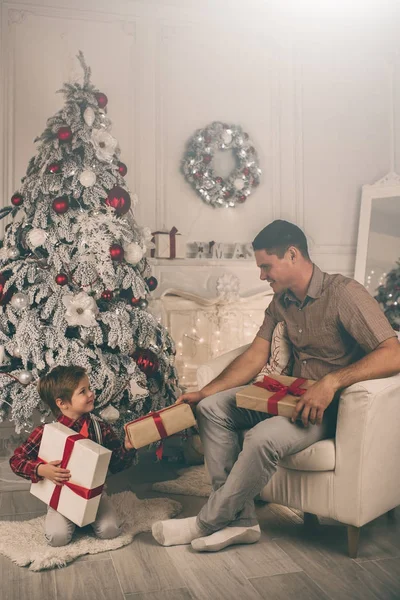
[252,219,310,260]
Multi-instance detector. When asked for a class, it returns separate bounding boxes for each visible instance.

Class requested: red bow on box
[39,421,104,511]
[151,226,179,259]
[127,406,172,460]
[254,375,307,415]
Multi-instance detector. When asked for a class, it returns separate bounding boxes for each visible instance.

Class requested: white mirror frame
[354,172,400,285]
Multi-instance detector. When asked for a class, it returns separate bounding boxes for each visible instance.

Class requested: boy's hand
[124,434,135,451]
[37,461,70,485]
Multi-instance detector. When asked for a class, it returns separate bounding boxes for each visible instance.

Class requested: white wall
[1,0,400,277]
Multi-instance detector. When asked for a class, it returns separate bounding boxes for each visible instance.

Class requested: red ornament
[205,135,212,143]
[52,197,69,214]
[109,243,124,261]
[146,276,158,292]
[215,177,223,184]
[224,190,232,198]
[194,172,203,180]
[130,296,141,306]
[57,126,73,142]
[47,162,61,174]
[202,155,212,164]
[237,195,247,203]
[132,349,159,377]
[105,186,131,216]
[55,273,68,286]
[243,168,250,176]
[96,92,108,109]
[11,193,23,207]
[101,290,114,301]
[117,162,128,177]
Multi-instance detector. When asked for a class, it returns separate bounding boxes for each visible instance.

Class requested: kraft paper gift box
[236,374,315,419]
[150,226,187,259]
[30,422,112,527]
[124,403,196,449]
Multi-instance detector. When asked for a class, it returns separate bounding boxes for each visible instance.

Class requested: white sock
[191,524,261,552]
[152,516,204,546]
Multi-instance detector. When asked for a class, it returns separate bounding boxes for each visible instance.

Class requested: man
[152,220,400,552]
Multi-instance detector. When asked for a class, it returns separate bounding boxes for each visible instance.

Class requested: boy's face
[57,375,95,419]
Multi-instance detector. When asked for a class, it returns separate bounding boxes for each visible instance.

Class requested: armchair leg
[347,525,360,558]
[303,512,319,529]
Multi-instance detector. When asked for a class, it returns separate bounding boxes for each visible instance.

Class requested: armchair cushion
[254,321,292,382]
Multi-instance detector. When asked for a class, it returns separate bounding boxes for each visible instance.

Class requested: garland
[182,121,261,208]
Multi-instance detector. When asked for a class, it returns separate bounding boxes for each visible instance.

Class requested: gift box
[30,423,112,527]
[150,226,186,259]
[124,403,196,449]
[236,374,315,419]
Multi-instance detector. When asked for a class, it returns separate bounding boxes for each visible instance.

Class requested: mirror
[354,173,400,296]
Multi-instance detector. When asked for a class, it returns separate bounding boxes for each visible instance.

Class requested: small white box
[151,228,186,259]
[30,423,111,527]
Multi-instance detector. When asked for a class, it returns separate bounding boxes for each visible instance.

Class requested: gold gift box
[124,403,196,449]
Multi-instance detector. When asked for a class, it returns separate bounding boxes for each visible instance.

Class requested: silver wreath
[182,121,261,208]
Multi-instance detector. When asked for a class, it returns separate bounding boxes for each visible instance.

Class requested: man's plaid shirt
[9,413,135,483]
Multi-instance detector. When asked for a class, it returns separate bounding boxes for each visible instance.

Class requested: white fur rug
[0,491,181,571]
[152,465,212,497]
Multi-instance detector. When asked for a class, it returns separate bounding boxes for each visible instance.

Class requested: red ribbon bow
[39,421,104,511]
[254,376,307,415]
[151,226,179,259]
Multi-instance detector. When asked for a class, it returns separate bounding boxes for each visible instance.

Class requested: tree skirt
[152,465,212,497]
[0,491,181,571]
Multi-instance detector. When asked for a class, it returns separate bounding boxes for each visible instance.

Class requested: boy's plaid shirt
[9,413,135,483]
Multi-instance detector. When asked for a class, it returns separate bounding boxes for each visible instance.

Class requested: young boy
[10,365,136,547]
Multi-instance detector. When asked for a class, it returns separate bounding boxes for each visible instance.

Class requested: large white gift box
[150,226,186,259]
[30,422,112,527]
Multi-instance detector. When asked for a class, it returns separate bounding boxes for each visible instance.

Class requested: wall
[1,0,400,278]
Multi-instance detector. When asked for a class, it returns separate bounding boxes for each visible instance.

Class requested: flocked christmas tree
[0,52,180,435]
[374,260,400,331]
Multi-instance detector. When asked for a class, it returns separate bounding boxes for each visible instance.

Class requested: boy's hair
[37,365,87,417]
[252,219,310,260]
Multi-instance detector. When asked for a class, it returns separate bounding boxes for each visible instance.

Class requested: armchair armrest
[197,344,250,389]
[333,373,400,526]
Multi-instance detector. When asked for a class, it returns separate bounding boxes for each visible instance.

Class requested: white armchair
[197,344,400,557]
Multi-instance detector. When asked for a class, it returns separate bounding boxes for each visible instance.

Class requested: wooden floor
[1,455,400,600]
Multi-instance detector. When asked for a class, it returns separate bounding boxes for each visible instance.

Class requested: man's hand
[175,390,205,406]
[37,461,70,486]
[291,375,337,426]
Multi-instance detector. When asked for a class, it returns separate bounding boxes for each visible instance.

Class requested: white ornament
[79,170,97,188]
[124,242,144,265]
[99,405,120,423]
[234,178,245,190]
[62,291,99,327]
[17,370,33,385]
[7,247,20,260]
[91,129,118,163]
[13,346,22,358]
[139,226,155,251]
[11,292,29,310]
[27,228,47,249]
[222,130,232,145]
[130,379,148,397]
[83,106,95,127]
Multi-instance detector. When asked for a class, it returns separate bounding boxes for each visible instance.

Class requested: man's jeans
[196,386,330,533]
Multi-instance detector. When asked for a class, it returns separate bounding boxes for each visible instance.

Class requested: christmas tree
[374,260,400,331]
[0,52,180,435]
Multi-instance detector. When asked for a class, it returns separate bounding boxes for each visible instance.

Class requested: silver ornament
[11,292,29,310]
[13,347,22,358]
[99,405,120,423]
[7,247,20,260]
[83,106,95,127]
[139,299,148,309]
[17,370,33,385]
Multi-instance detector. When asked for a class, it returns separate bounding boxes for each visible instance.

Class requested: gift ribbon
[254,376,307,416]
[38,421,104,510]
[151,226,179,258]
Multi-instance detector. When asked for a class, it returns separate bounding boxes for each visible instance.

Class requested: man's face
[255,248,294,294]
